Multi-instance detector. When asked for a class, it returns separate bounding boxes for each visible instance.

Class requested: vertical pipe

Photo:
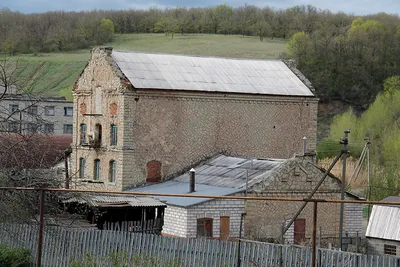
[312,201,318,267]
[237,213,246,267]
[339,129,350,250]
[303,136,307,154]
[36,190,45,267]
[64,150,70,189]
[189,168,195,193]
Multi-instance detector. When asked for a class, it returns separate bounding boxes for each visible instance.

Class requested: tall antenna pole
[339,129,350,250]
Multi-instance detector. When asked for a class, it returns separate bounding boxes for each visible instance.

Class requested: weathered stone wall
[72,47,318,191]
[122,91,317,188]
[244,156,360,245]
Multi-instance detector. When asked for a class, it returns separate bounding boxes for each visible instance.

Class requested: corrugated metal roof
[366,197,400,241]
[62,194,166,208]
[173,155,283,189]
[112,50,315,97]
[127,181,243,207]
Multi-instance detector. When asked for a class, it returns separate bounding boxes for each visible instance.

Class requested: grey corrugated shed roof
[127,181,243,207]
[112,50,315,97]
[366,196,400,241]
[62,194,166,208]
[173,155,283,189]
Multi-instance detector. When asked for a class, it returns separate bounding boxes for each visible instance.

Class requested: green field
[12,34,286,100]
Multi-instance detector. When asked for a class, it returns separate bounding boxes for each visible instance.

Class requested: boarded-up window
[146,161,161,183]
[110,103,117,116]
[294,218,306,245]
[197,218,213,238]
[220,216,230,240]
[80,103,87,114]
[384,244,397,255]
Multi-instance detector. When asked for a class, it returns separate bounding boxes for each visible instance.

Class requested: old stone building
[133,154,362,244]
[71,47,318,191]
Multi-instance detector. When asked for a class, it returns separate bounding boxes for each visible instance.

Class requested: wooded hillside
[1,5,400,108]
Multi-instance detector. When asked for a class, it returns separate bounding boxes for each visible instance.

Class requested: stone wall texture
[71,48,318,191]
[244,156,363,245]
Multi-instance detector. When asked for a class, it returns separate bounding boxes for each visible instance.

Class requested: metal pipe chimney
[189,168,196,193]
[303,136,307,154]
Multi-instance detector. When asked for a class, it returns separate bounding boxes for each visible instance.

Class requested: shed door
[220,216,230,240]
[294,218,306,245]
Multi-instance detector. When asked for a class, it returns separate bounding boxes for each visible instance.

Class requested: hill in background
[12,34,286,100]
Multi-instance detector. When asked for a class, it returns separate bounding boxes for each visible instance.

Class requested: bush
[0,244,32,267]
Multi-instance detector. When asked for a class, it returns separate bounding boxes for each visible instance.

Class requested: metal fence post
[312,201,318,267]
[36,189,45,267]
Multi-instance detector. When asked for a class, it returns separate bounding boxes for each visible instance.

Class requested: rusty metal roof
[366,196,400,241]
[111,50,315,97]
[62,194,166,208]
[173,155,283,189]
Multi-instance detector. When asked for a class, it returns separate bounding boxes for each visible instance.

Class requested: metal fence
[0,223,399,267]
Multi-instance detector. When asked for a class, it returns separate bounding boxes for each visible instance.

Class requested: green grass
[11,34,286,97]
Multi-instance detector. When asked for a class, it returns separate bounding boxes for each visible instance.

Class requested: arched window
[94,159,100,180]
[110,103,117,116]
[110,124,118,146]
[109,160,116,183]
[80,103,87,115]
[94,124,102,147]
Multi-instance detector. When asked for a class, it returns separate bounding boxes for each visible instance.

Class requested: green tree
[98,18,115,43]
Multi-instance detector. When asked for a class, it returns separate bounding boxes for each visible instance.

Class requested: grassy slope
[13,34,286,100]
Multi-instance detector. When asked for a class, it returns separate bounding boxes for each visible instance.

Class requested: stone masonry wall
[121,90,318,188]
[244,156,359,245]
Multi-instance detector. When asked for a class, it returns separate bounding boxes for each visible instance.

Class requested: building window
[43,124,54,134]
[64,107,73,116]
[8,121,19,133]
[146,161,161,183]
[63,124,73,134]
[44,106,55,116]
[28,105,38,115]
[110,124,117,146]
[109,160,116,182]
[197,218,213,238]
[79,158,86,179]
[94,159,100,180]
[80,124,87,144]
[80,103,86,115]
[384,244,397,256]
[9,104,19,113]
[110,103,117,116]
[26,122,38,133]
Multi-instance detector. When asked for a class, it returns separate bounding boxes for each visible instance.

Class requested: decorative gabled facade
[71,47,318,191]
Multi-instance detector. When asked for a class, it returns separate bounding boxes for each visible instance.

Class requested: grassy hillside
[12,34,286,100]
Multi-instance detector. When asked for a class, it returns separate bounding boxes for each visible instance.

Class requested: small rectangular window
[197,218,213,238]
[44,106,55,116]
[63,124,73,134]
[64,107,73,116]
[43,124,54,134]
[109,160,116,182]
[80,124,87,144]
[8,121,19,133]
[110,125,118,146]
[9,104,19,113]
[94,159,100,180]
[79,158,86,179]
[384,244,397,255]
[28,105,38,115]
[26,122,38,133]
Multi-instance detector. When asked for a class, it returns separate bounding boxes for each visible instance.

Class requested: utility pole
[338,129,350,250]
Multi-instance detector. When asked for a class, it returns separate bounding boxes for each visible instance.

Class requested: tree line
[1,5,400,107]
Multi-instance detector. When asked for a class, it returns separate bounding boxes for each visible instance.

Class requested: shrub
[0,244,32,267]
